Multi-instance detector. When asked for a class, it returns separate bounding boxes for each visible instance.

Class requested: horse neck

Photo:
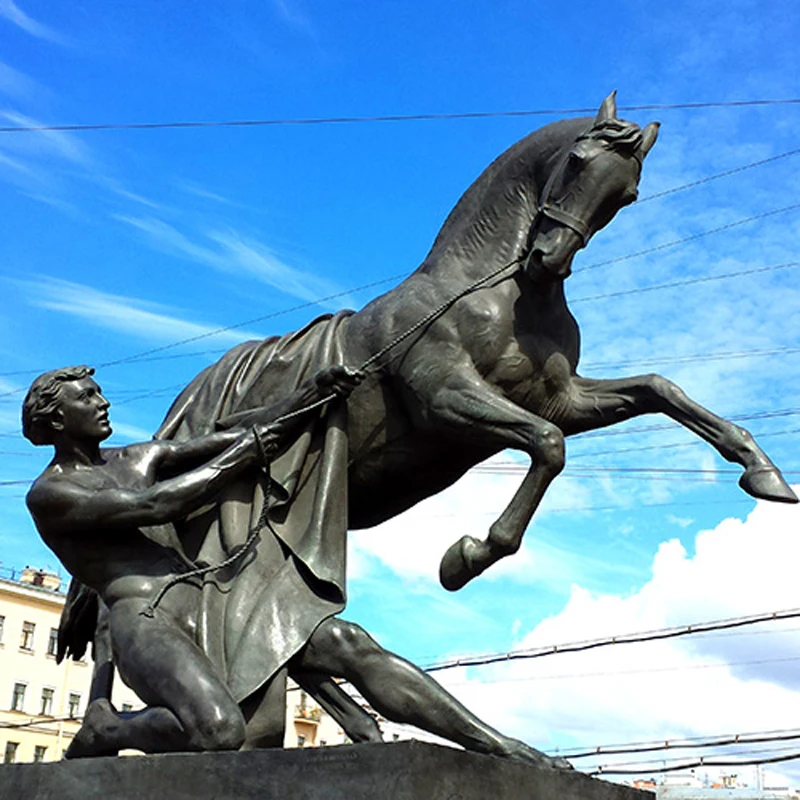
[415,118,591,286]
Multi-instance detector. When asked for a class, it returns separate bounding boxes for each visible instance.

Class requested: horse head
[526,92,659,281]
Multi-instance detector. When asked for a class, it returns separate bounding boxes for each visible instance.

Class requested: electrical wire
[1,143,797,384]
[422,607,800,673]
[637,147,800,203]
[590,750,800,777]
[577,207,800,273]
[563,729,800,760]
[2,98,799,135]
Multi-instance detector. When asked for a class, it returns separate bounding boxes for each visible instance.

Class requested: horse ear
[639,121,660,158]
[595,91,617,123]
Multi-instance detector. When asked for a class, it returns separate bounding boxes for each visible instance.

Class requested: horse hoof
[439,536,483,591]
[739,467,798,504]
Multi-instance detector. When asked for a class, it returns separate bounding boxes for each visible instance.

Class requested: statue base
[0,740,654,799]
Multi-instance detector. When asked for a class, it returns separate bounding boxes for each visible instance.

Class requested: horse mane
[419,114,642,273]
[578,117,644,156]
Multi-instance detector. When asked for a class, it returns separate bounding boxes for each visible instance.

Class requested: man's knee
[321,619,380,660]
[186,705,246,751]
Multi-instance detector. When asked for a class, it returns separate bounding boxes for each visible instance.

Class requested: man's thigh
[110,599,240,731]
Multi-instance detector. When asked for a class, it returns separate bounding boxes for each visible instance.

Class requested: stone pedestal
[0,740,654,799]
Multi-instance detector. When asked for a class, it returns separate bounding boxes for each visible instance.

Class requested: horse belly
[345,381,493,529]
[347,432,492,530]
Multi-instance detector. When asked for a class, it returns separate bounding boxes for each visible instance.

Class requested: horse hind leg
[563,373,797,504]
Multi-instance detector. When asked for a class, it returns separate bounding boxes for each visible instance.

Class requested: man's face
[54,377,112,443]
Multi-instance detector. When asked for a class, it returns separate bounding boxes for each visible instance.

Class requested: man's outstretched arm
[28,427,266,534]
[156,365,363,475]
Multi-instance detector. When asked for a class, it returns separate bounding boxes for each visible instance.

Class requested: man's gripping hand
[314,365,365,398]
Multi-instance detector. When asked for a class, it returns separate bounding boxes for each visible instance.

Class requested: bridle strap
[532,146,593,248]
[537,203,591,247]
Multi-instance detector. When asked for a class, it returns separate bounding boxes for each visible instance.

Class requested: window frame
[4,741,19,764]
[67,692,81,719]
[40,687,55,716]
[11,682,27,712]
[47,627,59,657]
[20,620,35,651]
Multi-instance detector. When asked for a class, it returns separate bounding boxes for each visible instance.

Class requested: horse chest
[490,344,575,421]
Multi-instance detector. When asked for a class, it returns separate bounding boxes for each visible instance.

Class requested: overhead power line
[637,146,800,203]
[578,205,800,273]
[0,145,795,386]
[590,749,800,777]
[423,607,800,673]
[577,407,800,439]
[564,728,800,760]
[2,99,799,136]
[441,655,800,689]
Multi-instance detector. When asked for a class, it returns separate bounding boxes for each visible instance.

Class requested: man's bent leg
[295,618,569,769]
[70,600,246,756]
[292,668,383,744]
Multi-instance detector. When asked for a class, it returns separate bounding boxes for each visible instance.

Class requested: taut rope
[141,254,524,616]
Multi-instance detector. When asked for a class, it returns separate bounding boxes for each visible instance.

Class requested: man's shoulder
[27,468,93,515]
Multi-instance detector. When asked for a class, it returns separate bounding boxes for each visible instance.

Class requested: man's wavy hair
[22,366,95,446]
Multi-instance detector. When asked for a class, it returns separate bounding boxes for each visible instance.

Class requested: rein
[140,253,524,616]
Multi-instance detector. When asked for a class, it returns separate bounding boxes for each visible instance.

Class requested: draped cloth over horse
[155,311,354,703]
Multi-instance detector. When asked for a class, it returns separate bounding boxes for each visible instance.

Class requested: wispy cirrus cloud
[114,214,353,307]
[0,110,92,167]
[16,276,264,346]
[0,0,67,44]
[0,60,45,100]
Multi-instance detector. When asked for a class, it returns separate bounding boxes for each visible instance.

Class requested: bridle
[532,148,593,248]
[531,142,641,250]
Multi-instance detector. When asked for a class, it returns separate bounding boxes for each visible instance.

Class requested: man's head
[22,366,111,446]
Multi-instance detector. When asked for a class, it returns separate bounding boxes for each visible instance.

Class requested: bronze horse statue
[336,91,798,591]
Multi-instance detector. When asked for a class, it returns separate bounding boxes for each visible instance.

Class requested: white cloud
[427,489,800,783]
[0,0,66,44]
[349,455,620,590]
[0,60,43,100]
[114,214,353,307]
[17,277,264,346]
[0,111,91,167]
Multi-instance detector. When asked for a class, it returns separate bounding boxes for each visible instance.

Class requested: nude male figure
[24,366,567,768]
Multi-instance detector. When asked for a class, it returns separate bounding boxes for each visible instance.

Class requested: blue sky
[2,0,800,783]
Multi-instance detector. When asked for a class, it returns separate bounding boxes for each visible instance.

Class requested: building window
[20,621,35,651]
[33,745,47,763]
[0,615,5,644]
[4,741,19,763]
[11,683,26,712]
[297,734,306,747]
[68,693,81,718]
[121,703,133,713]
[47,627,58,657]
[40,687,54,716]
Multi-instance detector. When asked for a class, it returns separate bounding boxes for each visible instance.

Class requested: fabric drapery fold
[155,311,353,702]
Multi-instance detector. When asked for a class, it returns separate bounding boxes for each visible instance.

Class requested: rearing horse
[336,91,797,590]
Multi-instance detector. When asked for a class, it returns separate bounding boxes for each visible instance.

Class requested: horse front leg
[424,375,566,591]
[563,374,798,503]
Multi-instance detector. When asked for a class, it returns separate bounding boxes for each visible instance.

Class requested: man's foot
[496,737,572,771]
[65,699,121,759]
